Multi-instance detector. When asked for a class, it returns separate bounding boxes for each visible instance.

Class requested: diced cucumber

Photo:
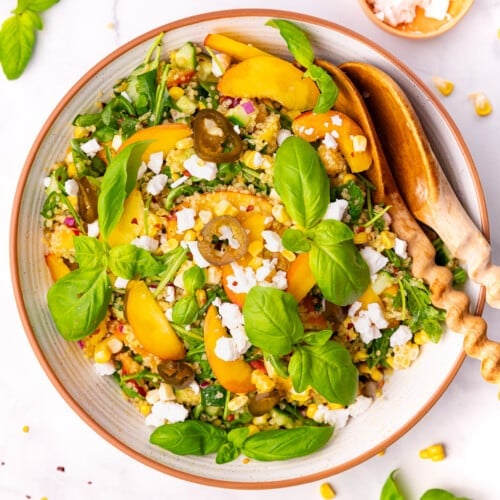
[226,100,256,128]
[173,95,197,115]
[197,55,215,82]
[173,42,197,70]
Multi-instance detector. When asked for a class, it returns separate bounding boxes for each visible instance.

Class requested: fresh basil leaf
[172,295,199,325]
[215,441,240,464]
[47,268,112,340]
[307,219,354,246]
[201,384,227,408]
[281,228,311,253]
[304,64,339,114]
[17,0,59,12]
[289,342,358,405]
[183,265,206,294]
[227,427,251,448]
[303,329,332,346]
[108,244,164,279]
[0,13,36,80]
[265,19,314,69]
[380,470,405,500]
[74,235,108,270]
[98,141,150,240]
[243,287,304,356]
[274,136,329,229]
[241,426,334,461]
[309,239,370,306]
[420,489,471,500]
[150,421,227,456]
[264,352,289,378]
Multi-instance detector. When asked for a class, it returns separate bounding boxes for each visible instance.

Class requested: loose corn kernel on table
[1,0,500,499]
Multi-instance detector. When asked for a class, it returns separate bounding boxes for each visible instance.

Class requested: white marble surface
[1,1,500,499]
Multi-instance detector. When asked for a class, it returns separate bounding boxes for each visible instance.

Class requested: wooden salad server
[340,62,500,311]
[316,60,500,384]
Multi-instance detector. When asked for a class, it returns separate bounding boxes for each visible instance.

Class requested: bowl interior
[11,9,485,488]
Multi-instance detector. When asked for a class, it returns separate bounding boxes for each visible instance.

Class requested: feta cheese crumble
[80,138,102,158]
[131,235,159,253]
[183,154,218,180]
[390,324,413,347]
[147,152,164,174]
[147,173,168,196]
[323,199,349,221]
[176,207,196,233]
[64,179,79,196]
[262,230,284,253]
[360,246,389,278]
[145,401,189,427]
[349,301,389,344]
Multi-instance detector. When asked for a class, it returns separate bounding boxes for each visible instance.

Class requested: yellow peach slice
[124,280,186,360]
[292,110,372,172]
[217,56,320,112]
[286,252,316,303]
[45,254,71,281]
[203,305,255,394]
[107,189,144,247]
[204,33,270,60]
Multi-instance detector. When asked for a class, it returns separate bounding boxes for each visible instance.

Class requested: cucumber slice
[173,42,197,70]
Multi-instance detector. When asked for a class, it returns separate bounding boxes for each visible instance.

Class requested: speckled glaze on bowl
[10,9,487,489]
[359,0,475,39]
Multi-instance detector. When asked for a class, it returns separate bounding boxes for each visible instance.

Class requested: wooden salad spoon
[316,59,500,385]
[340,62,500,311]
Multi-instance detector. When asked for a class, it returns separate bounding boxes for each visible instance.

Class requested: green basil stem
[222,389,231,421]
[362,204,392,228]
[397,278,407,321]
[153,63,170,125]
[144,32,164,67]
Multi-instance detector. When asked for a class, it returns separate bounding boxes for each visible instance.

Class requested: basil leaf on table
[243,286,304,356]
[420,489,471,500]
[150,420,227,456]
[98,141,150,240]
[289,342,358,405]
[47,268,112,340]
[274,136,329,229]
[241,426,334,461]
[380,469,405,500]
[108,244,164,279]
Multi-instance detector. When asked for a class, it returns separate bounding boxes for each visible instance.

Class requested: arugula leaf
[333,180,365,222]
[47,268,112,340]
[98,141,150,240]
[108,244,165,279]
[241,426,334,461]
[0,0,59,80]
[274,136,329,229]
[243,287,304,356]
[150,420,227,456]
[380,469,405,500]
[289,342,358,405]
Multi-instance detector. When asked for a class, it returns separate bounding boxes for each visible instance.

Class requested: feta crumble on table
[369,0,450,27]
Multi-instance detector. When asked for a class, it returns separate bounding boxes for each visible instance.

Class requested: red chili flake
[232,281,238,287]
[246,205,254,212]
[226,414,235,422]
[182,169,192,177]
[131,218,138,225]
[355,226,366,233]
[57,466,65,472]
[249,359,266,373]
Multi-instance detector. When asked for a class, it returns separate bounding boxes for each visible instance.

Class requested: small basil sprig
[172,266,207,325]
[266,18,338,113]
[98,140,150,240]
[0,0,59,80]
[243,286,358,406]
[275,136,370,306]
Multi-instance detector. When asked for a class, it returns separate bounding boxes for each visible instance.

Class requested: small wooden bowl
[359,0,475,38]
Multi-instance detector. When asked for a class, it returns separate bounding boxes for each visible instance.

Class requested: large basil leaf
[304,64,339,114]
[307,219,354,246]
[108,244,164,279]
[289,342,358,405]
[172,295,199,325]
[241,426,334,461]
[98,141,150,240]
[420,489,471,500]
[243,286,304,356]
[149,421,227,456]
[309,239,370,306]
[274,136,329,229]
[74,235,108,270]
[47,268,111,340]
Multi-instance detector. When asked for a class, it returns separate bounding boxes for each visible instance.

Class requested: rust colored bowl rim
[10,8,487,489]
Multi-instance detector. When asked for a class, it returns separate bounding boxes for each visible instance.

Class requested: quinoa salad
[41,20,463,463]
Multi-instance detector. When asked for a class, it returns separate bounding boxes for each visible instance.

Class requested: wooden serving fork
[316,60,500,385]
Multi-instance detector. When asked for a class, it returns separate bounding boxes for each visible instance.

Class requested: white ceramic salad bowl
[10,9,486,488]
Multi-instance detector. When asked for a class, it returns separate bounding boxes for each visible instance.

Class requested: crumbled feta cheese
[147,152,164,174]
[331,114,343,126]
[390,324,413,347]
[370,0,449,26]
[323,199,349,221]
[64,179,79,196]
[188,381,200,395]
[181,241,211,268]
[87,220,100,238]
[93,361,116,376]
[146,389,160,405]
[131,235,159,253]
[351,302,388,344]
[262,230,284,253]
[158,383,176,402]
[111,134,123,151]
[277,129,292,146]
[424,0,450,20]
[184,154,218,180]
[215,337,240,361]
[170,175,189,189]
[348,301,362,318]
[164,285,176,303]
[137,162,148,180]
[114,277,129,289]
[147,173,168,196]
[348,395,372,417]
[366,303,389,329]
[313,404,350,429]
[360,246,389,277]
[323,131,339,150]
[271,270,288,290]
[394,237,408,259]
[43,176,51,188]
[219,224,240,249]
[165,308,173,321]
[176,207,196,233]
[145,401,189,427]
[255,258,277,282]
[226,262,258,294]
[80,138,102,158]
[218,302,244,330]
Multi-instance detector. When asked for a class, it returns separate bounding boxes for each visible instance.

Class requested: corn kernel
[106,336,123,354]
[377,449,386,456]
[73,126,88,139]
[413,330,430,345]
[183,230,197,242]
[252,414,269,426]
[419,443,446,461]
[380,230,395,249]
[165,238,179,251]
[353,231,369,244]
[247,424,260,436]
[342,173,357,184]
[353,350,368,362]
[195,289,207,307]
[272,204,292,225]
[194,219,205,232]
[327,403,344,410]
[248,239,264,257]
[169,86,184,100]
[138,401,151,416]
[281,249,296,262]
[306,404,318,419]
[320,482,336,499]
[214,200,238,217]
[67,162,77,178]
[248,257,263,270]
[94,341,112,363]
[242,457,251,464]
[207,266,222,285]
[251,370,275,393]
[22,425,30,433]
[469,91,493,116]
[431,76,454,96]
